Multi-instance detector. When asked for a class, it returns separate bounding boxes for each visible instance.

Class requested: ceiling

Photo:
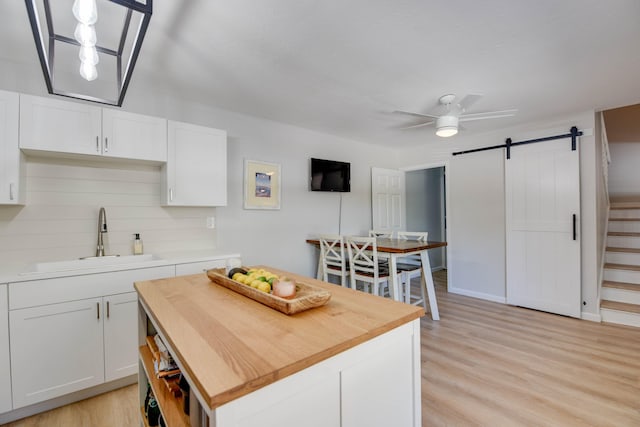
[2,0,640,147]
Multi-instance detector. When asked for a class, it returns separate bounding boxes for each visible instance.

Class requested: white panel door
[505,138,581,317]
[371,167,405,233]
[10,298,105,408]
[103,292,138,382]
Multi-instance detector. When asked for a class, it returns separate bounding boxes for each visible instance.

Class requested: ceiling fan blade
[392,110,440,120]
[458,94,483,111]
[398,120,435,130]
[458,109,518,122]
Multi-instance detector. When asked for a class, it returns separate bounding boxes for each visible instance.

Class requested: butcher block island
[134,266,424,427]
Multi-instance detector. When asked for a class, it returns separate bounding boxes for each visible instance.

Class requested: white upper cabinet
[162,120,227,206]
[20,94,102,156]
[0,90,23,205]
[102,109,167,162]
[19,95,167,163]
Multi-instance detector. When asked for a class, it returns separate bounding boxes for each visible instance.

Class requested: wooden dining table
[306,237,447,320]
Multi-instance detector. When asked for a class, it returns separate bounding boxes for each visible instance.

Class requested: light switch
[206,217,215,229]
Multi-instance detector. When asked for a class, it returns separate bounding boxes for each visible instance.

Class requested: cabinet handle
[169,188,173,202]
[96,136,100,152]
[104,137,109,153]
[97,302,100,319]
[572,214,577,241]
[107,301,110,318]
[9,183,14,201]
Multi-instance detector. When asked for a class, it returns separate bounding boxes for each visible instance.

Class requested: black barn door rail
[452,126,583,159]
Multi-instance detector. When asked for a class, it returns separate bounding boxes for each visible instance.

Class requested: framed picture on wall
[244,159,281,210]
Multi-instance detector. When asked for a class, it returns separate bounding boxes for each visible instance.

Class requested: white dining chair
[318,234,349,287]
[396,231,428,306]
[346,236,402,296]
[368,229,394,239]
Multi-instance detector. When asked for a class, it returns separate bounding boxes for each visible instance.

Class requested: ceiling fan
[393,94,517,137]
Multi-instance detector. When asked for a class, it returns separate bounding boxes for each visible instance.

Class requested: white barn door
[371,168,405,234]
[505,138,581,318]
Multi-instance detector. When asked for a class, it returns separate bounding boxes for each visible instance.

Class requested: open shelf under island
[134,265,424,427]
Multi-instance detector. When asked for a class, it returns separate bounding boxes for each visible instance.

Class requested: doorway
[405,166,446,270]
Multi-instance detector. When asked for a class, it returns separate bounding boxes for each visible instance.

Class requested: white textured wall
[0,157,216,272]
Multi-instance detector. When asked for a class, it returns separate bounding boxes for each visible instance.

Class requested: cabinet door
[163,121,227,206]
[9,297,104,408]
[0,285,11,413]
[104,292,138,382]
[340,323,416,427]
[19,94,102,156]
[102,109,167,162]
[0,90,22,205]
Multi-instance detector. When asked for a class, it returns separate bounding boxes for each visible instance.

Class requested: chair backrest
[319,234,347,271]
[397,231,428,242]
[346,236,380,279]
[369,229,394,239]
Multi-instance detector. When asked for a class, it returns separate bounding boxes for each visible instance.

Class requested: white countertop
[0,250,241,284]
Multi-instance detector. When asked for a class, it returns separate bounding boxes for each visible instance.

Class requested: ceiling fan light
[435,115,459,137]
[436,126,458,137]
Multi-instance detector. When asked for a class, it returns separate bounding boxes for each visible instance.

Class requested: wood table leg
[420,251,440,320]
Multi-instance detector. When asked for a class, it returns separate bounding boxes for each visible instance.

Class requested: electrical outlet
[206,217,215,229]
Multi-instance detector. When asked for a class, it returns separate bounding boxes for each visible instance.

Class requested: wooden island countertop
[134,265,424,412]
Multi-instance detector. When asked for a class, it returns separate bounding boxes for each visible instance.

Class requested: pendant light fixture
[25,0,152,106]
[73,0,100,82]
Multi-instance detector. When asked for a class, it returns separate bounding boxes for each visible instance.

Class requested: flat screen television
[310,158,351,192]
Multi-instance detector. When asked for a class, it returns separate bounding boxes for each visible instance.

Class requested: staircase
[601,204,640,327]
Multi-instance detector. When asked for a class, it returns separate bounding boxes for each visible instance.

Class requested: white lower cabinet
[0,285,11,413]
[210,320,419,427]
[10,297,105,409]
[8,265,175,410]
[104,292,138,382]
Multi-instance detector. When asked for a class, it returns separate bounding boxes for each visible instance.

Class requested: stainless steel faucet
[96,207,108,257]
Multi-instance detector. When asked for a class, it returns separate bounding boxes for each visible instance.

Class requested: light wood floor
[6,270,640,426]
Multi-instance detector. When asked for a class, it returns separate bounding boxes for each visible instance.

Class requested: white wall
[396,111,601,317]
[608,142,640,199]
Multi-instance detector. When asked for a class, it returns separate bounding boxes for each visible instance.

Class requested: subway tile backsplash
[0,157,216,271]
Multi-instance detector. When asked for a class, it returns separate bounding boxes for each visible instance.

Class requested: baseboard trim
[581,311,602,322]
[448,286,506,304]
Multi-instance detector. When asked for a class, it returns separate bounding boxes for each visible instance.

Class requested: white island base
[136,269,423,427]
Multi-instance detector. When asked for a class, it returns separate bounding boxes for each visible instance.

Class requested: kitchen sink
[23,254,163,274]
